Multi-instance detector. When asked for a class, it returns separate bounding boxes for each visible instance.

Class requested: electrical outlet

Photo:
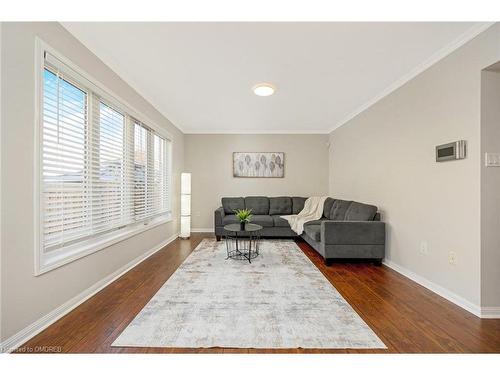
[419,241,428,255]
[485,152,500,167]
[448,251,457,265]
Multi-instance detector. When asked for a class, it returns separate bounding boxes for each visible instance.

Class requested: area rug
[112,239,386,349]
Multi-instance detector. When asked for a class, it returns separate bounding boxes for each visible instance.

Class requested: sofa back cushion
[269,197,292,215]
[345,201,378,221]
[221,197,245,214]
[329,199,352,220]
[292,196,307,214]
[323,197,335,218]
[244,196,270,215]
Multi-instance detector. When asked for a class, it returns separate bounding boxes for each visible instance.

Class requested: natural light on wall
[180,173,191,239]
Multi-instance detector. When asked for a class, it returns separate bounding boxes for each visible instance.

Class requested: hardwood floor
[16,233,500,353]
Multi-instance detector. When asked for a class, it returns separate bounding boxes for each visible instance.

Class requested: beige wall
[0,22,3,342]
[0,22,184,340]
[329,24,500,308]
[184,134,329,229]
[480,68,500,308]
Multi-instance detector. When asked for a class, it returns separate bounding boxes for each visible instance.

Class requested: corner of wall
[327,131,334,196]
[327,24,500,312]
[0,21,4,342]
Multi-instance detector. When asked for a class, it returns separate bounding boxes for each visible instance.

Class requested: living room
[1,1,500,373]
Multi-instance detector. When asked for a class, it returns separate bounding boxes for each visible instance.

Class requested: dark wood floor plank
[347,265,480,351]
[74,236,206,353]
[16,234,500,354]
[352,263,500,352]
[345,265,467,353]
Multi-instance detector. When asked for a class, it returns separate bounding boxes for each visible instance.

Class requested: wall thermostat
[436,140,467,162]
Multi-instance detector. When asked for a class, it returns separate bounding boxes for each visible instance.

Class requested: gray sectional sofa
[214,196,385,264]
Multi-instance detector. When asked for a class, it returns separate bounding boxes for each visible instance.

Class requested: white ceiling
[62,22,489,134]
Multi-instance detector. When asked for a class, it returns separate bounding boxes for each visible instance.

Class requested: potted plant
[234,208,253,231]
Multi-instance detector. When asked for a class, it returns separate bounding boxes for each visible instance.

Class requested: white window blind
[133,122,169,221]
[91,99,130,233]
[41,51,171,256]
[42,68,90,250]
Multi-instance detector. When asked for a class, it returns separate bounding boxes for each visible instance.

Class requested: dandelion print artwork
[233,152,285,178]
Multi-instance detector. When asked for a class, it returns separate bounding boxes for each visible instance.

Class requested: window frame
[34,39,173,276]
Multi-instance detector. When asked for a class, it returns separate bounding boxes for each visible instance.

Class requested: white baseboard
[191,228,214,233]
[0,232,179,353]
[480,307,500,319]
[382,259,499,318]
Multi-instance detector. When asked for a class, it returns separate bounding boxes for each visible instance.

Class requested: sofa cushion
[323,197,335,218]
[269,197,292,215]
[272,215,291,227]
[221,197,245,214]
[244,196,269,215]
[304,218,327,226]
[249,215,274,227]
[329,199,352,220]
[304,224,321,242]
[222,214,274,227]
[222,214,239,225]
[251,215,274,227]
[345,201,378,221]
[292,196,307,214]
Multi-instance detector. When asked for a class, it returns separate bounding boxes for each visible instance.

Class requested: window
[37,46,171,274]
[42,69,90,251]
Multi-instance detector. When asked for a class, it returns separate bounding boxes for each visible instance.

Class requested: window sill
[35,213,172,276]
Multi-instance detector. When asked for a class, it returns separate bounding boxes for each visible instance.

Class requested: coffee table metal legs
[224,231,260,263]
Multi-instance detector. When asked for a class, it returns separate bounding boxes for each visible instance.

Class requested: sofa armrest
[214,207,225,227]
[321,221,385,245]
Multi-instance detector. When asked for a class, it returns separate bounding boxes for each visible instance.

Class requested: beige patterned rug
[112,239,386,349]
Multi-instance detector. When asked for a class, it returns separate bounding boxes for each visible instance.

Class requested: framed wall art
[233,152,285,178]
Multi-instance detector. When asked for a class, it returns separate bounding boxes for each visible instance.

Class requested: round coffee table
[223,223,262,263]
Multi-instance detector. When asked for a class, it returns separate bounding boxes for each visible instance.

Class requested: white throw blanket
[281,196,328,235]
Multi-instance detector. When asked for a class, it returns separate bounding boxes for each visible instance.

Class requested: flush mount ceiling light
[252,83,276,96]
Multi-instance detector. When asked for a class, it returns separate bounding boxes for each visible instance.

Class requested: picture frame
[233,152,285,178]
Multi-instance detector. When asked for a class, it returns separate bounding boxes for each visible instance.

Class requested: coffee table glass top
[223,223,263,232]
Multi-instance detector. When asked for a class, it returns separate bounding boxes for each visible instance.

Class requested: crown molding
[329,22,496,134]
[183,129,329,135]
